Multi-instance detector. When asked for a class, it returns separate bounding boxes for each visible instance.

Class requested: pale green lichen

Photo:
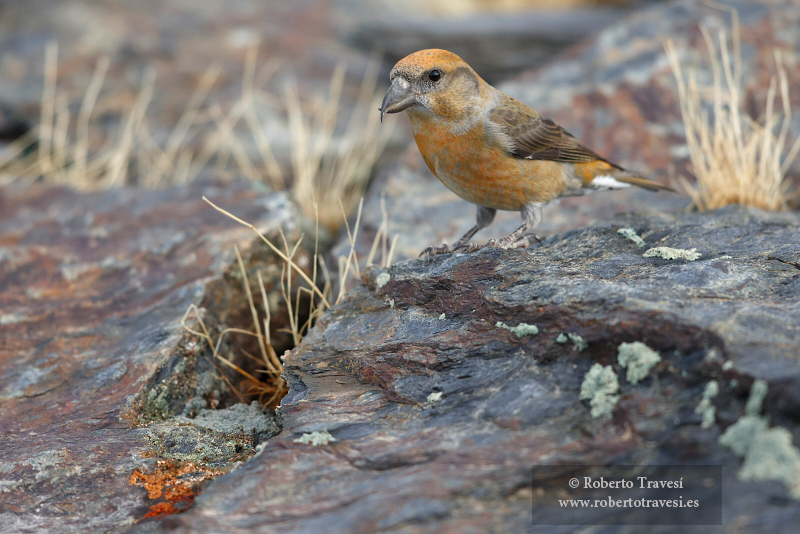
[695,380,719,429]
[722,361,734,371]
[555,332,588,351]
[719,415,769,457]
[496,321,539,338]
[294,431,336,446]
[746,379,768,416]
[719,380,800,499]
[375,272,391,289]
[426,391,443,404]
[617,342,661,384]
[567,333,588,352]
[579,363,619,419]
[739,428,800,498]
[388,299,395,309]
[439,313,446,320]
[617,227,646,247]
[643,246,701,261]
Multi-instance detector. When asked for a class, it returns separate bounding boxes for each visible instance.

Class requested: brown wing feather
[490,97,619,167]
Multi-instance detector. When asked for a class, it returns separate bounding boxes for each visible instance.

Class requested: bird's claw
[487,236,530,250]
[452,242,483,253]
[419,244,452,258]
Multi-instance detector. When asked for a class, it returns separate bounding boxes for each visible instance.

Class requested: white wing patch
[589,175,631,189]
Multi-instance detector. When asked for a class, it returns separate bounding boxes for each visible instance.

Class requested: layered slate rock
[165,206,800,534]
[0,179,291,532]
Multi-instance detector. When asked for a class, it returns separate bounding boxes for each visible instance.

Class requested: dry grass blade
[665,4,800,211]
[286,55,395,231]
[202,196,331,309]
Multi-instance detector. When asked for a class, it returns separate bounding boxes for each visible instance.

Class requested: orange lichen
[129,459,224,518]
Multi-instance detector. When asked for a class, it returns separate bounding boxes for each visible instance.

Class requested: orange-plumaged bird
[379,49,673,256]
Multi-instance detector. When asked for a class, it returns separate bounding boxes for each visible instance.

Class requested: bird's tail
[613,172,675,192]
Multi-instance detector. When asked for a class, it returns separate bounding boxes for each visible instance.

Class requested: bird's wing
[489,97,616,166]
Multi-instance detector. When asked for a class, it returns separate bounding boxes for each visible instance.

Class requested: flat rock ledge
[165,206,800,534]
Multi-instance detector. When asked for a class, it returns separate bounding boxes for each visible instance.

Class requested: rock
[162,206,800,533]
[350,8,635,84]
[0,178,297,533]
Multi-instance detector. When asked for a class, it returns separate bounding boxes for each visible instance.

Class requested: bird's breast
[408,114,569,210]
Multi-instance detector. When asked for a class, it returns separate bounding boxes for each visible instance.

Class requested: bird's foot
[485,235,531,250]
[451,242,483,253]
[419,243,453,258]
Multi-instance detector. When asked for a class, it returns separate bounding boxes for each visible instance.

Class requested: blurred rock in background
[0,0,656,185]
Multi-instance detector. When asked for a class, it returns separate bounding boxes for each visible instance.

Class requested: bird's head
[380,49,485,122]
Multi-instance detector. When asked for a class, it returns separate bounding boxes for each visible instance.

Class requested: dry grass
[0,43,392,230]
[180,196,396,407]
[665,5,800,211]
[285,56,394,232]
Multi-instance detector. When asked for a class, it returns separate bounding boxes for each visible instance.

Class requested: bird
[379,49,674,256]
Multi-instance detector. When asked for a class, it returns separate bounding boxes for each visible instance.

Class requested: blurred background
[0,0,662,229]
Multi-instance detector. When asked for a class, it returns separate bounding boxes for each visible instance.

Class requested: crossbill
[380,49,673,256]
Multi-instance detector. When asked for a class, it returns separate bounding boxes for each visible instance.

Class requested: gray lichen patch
[617,341,661,384]
[426,391,443,404]
[746,379,768,416]
[695,380,719,429]
[643,246,701,261]
[555,332,587,351]
[177,401,281,442]
[719,380,800,498]
[617,227,646,247]
[568,333,587,352]
[738,428,800,498]
[145,421,261,468]
[719,415,768,457]
[294,431,337,446]
[579,363,619,419]
[496,321,539,338]
[125,332,230,426]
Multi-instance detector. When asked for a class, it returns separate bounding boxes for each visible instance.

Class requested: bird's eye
[428,69,442,82]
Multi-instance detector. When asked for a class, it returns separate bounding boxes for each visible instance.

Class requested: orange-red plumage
[380,49,673,255]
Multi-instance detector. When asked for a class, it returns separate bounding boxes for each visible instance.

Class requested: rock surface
[0,179,293,533]
[163,206,800,533]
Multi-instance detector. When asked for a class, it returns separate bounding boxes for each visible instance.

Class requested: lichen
[426,392,443,404]
[643,246,701,261]
[617,341,661,384]
[439,313,446,320]
[496,321,539,338]
[579,363,619,419]
[695,380,719,429]
[375,272,391,289]
[746,379,768,416]
[719,415,768,457]
[556,333,568,343]
[739,428,800,498]
[294,430,336,446]
[719,380,800,499]
[617,227,646,247]
[567,333,588,352]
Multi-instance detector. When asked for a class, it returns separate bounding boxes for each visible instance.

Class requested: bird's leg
[420,206,496,257]
[468,202,544,252]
